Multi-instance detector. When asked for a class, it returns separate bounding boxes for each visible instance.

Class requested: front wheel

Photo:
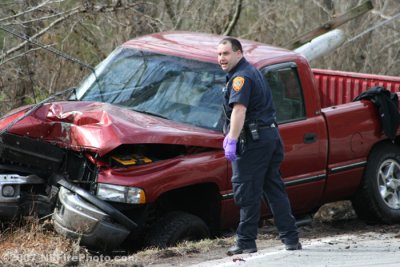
[352,143,400,223]
[144,211,210,248]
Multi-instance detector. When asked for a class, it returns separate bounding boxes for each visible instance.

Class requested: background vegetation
[0,1,399,265]
[0,0,399,114]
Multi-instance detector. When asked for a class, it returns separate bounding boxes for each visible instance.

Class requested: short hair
[219,37,243,53]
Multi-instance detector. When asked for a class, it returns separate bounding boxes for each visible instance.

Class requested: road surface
[190,231,400,267]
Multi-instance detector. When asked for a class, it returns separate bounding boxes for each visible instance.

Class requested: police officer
[217,37,301,255]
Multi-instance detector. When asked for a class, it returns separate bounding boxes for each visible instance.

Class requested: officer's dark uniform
[224,57,299,250]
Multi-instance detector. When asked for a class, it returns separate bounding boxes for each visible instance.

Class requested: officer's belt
[258,122,276,129]
[244,122,276,129]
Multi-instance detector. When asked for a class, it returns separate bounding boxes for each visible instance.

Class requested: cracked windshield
[75,47,226,131]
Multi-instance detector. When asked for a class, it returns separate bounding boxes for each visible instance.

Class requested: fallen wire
[340,12,400,48]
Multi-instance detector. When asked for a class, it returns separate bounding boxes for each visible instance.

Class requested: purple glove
[223,136,237,161]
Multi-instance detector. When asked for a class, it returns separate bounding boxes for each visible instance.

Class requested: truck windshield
[75,47,226,131]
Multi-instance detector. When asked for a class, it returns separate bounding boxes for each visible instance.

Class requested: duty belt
[258,122,276,129]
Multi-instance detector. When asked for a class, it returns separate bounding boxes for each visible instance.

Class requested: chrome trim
[221,174,327,199]
[330,161,367,173]
[222,161,367,200]
[53,186,130,250]
[284,174,326,186]
[222,192,234,200]
[58,179,137,229]
[54,186,108,234]
[0,174,44,185]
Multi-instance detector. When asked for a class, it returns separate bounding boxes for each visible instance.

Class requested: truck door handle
[304,133,317,144]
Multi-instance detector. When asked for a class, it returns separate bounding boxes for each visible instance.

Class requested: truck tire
[145,211,210,248]
[352,143,400,223]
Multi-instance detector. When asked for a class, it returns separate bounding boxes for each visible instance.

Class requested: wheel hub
[378,159,400,209]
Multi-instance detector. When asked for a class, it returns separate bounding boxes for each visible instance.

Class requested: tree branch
[223,0,242,36]
[0,6,83,62]
[3,11,69,26]
[163,0,177,26]
[0,0,51,23]
[0,46,43,66]
[0,1,160,62]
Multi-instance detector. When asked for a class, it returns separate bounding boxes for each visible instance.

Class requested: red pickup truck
[1,31,400,251]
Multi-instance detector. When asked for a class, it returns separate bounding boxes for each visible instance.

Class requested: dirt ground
[1,201,400,267]
[146,201,400,267]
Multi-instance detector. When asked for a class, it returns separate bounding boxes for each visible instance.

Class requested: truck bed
[312,69,400,108]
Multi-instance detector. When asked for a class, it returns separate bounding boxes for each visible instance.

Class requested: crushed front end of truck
[0,41,226,251]
[0,104,138,250]
[0,130,94,220]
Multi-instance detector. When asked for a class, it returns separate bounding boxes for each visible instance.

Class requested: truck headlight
[96,183,146,204]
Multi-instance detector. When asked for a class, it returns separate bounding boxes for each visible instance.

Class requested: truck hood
[0,101,222,156]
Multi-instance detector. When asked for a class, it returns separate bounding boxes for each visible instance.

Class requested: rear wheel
[145,211,210,248]
[352,143,400,223]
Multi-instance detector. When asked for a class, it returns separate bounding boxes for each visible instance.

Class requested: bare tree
[0,0,162,113]
[0,0,399,115]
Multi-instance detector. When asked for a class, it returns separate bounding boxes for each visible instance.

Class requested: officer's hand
[223,136,237,161]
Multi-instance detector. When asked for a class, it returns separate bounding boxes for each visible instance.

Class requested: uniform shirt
[223,57,276,127]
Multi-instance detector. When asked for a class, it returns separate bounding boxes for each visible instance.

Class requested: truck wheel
[352,143,400,223]
[145,211,210,248]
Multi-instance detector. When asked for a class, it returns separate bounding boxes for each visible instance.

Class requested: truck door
[262,62,328,215]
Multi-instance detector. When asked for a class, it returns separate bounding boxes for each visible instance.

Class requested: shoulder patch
[232,76,245,92]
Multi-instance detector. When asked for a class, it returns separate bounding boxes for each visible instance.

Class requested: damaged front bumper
[53,180,137,250]
[0,174,55,219]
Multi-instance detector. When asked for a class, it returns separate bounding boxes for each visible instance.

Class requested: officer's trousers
[231,127,298,249]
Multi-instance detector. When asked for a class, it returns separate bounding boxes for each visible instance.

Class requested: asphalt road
[190,231,400,267]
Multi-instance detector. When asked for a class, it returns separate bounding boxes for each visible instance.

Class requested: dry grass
[0,217,235,267]
[0,217,83,266]
[89,238,234,266]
